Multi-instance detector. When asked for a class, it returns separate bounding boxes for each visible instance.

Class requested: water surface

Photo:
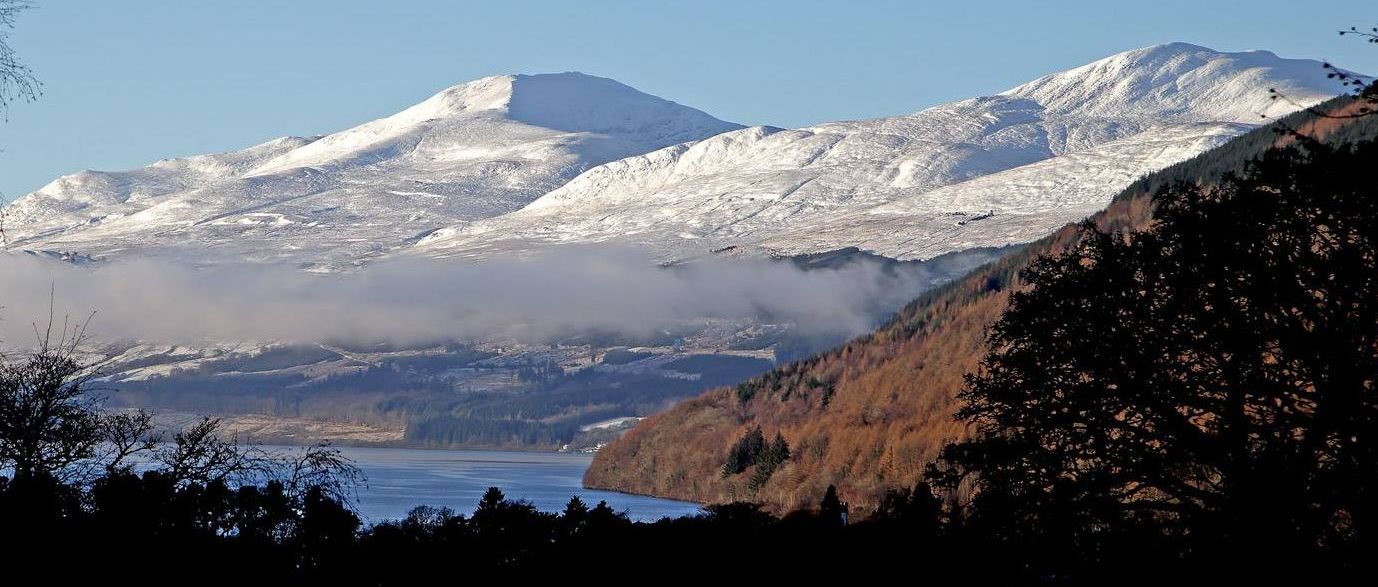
[331,446,702,523]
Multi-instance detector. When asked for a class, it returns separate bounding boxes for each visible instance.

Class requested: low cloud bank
[0,246,943,347]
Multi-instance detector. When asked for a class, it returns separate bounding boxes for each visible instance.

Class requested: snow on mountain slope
[414,43,1343,262]
[3,73,741,269]
[1002,42,1334,123]
[4,136,316,235]
[3,44,1347,269]
[755,122,1250,260]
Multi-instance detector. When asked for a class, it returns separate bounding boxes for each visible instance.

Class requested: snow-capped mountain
[414,43,1343,262]
[3,44,1346,269]
[2,72,741,270]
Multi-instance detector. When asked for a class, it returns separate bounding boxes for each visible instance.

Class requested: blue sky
[0,0,1373,200]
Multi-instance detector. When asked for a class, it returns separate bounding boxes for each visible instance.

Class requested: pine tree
[722,426,766,476]
[747,433,791,492]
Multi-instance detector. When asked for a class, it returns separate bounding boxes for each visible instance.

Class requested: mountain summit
[245,72,738,178]
[2,72,740,269]
[1003,42,1342,121]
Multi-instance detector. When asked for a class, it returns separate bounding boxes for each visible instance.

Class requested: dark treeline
[1,471,969,578]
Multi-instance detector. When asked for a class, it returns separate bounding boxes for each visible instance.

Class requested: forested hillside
[585,96,1378,514]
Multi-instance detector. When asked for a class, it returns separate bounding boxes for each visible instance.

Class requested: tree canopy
[931,137,1378,571]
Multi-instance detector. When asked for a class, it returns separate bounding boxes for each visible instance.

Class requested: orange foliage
[585,198,1152,514]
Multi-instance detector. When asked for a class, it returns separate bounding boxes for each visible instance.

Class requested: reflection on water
[325,446,703,523]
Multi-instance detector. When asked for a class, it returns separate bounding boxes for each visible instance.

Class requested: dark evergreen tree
[767,432,790,464]
[558,495,589,538]
[722,425,766,476]
[748,432,791,492]
[585,499,627,534]
[477,486,505,513]
[561,495,588,520]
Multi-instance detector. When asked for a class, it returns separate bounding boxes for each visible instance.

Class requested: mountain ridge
[6,43,1346,270]
[414,43,1343,263]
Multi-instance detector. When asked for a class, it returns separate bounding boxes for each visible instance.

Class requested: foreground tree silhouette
[931,137,1378,572]
[0,325,102,482]
[0,311,167,486]
[0,306,364,574]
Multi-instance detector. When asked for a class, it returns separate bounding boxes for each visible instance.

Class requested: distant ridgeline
[585,95,1378,515]
[107,340,779,451]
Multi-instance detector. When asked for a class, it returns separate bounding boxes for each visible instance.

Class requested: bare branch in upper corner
[0,0,41,118]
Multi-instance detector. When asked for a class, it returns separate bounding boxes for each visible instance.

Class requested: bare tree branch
[0,0,40,119]
[99,409,161,475]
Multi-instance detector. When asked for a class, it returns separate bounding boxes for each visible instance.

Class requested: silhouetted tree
[585,499,626,530]
[99,409,160,475]
[875,482,941,533]
[156,417,266,487]
[820,484,846,527]
[0,317,102,482]
[466,486,553,569]
[702,501,776,530]
[400,505,458,540]
[475,486,505,514]
[0,310,167,486]
[559,495,589,538]
[932,138,1378,572]
[278,441,364,508]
